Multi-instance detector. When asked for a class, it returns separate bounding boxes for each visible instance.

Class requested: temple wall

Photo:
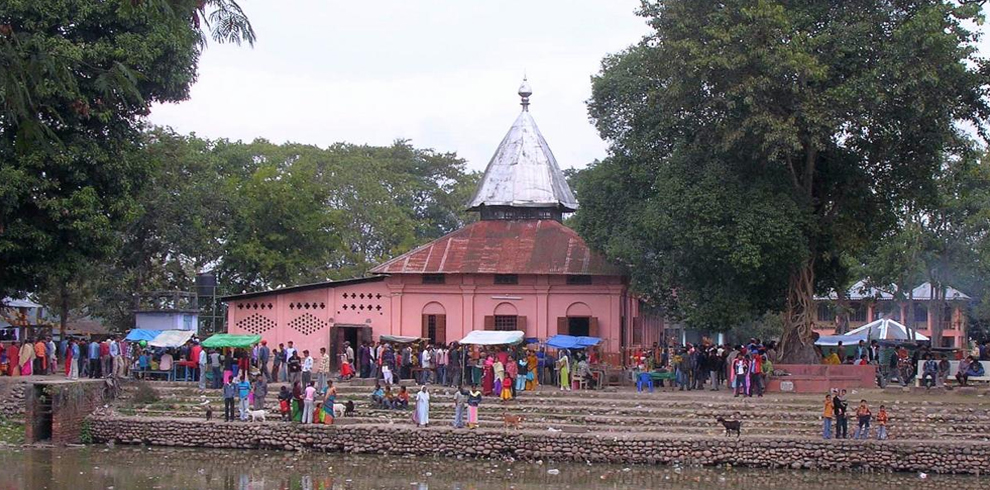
[227,274,630,355]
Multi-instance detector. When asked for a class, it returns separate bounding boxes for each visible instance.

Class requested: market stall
[458,330,525,345]
[201,333,262,349]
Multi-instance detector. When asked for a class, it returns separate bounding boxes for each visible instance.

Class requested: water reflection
[0,446,981,490]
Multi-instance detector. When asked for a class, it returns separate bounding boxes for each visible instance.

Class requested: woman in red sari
[6,342,20,376]
[481,355,495,396]
[64,340,73,376]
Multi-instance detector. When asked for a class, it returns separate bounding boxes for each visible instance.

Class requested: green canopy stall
[201,333,262,349]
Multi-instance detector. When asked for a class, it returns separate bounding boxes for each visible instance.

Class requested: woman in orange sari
[526,351,538,390]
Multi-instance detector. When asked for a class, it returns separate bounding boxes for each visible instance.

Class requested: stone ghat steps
[123,383,990,415]
[113,401,990,441]
[104,408,990,442]
[118,389,990,428]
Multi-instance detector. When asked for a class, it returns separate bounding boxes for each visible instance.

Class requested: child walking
[875,405,889,440]
[853,399,872,439]
[822,393,834,439]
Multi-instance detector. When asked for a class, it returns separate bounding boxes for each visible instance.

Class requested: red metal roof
[370,220,625,276]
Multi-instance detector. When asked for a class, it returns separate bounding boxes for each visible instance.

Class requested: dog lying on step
[716,416,741,437]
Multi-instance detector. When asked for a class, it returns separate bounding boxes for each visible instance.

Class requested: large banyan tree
[575,1,989,361]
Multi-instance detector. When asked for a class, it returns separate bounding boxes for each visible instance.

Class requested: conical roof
[466,81,578,212]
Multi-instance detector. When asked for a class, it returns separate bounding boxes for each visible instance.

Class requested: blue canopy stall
[124,329,161,342]
[545,335,602,350]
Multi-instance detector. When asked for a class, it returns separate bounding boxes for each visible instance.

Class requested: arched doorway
[558,302,598,337]
[422,302,446,345]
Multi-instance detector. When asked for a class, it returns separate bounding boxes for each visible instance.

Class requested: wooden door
[589,317,600,337]
[435,315,447,345]
[484,316,495,330]
[557,317,568,334]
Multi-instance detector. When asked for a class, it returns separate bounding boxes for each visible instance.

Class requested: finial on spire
[518,76,532,111]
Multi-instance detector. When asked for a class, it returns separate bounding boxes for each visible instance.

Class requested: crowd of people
[822,390,890,440]
[628,339,777,396]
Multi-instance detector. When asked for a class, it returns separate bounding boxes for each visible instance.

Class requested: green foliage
[74,133,478,331]
[79,418,92,444]
[576,1,989,356]
[0,0,254,304]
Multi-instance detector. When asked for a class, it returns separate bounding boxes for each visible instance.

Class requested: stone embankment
[87,415,990,474]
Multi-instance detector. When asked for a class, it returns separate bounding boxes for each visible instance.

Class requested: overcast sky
[148,1,652,172]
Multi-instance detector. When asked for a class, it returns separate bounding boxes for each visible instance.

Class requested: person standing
[68,340,80,380]
[822,393,835,440]
[320,380,337,425]
[453,385,467,428]
[237,374,251,421]
[316,347,329,393]
[414,385,430,427]
[876,405,889,440]
[301,350,313,387]
[99,338,111,378]
[359,342,371,379]
[466,385,482,429]
[198,345,208,390]
[833,389,848,439]
[46,337,56,374]
[253,374,267,410]
[436,345,448,386]
[87,339,99,378]
[19,340,35,376]
[853,399,872,439]
[271,343,283,383]
[108,337,120,378]
[257,341,271,382]
[209,349,222,389]
[34,338,47,376]
[222,377,236,422]
[556,351,570,391]
[420,346,432,385]
[302,381,316,424]
[287,351,302,386]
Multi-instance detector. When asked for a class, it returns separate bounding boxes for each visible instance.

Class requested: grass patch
[0,418,25,445]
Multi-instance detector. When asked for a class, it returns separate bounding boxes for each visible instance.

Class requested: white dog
[248,409,267,422]
[333,403,345,418]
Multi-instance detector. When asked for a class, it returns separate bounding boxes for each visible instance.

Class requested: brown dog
[503,413,524,429]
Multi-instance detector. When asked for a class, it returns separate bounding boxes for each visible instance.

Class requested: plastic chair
[636,372,654,393]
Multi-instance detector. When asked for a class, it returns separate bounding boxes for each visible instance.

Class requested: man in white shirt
[301,350,313,387]
[198,347,208,389]
[420,347,432,384]
[285,341,297,361]
[316,347,330,393]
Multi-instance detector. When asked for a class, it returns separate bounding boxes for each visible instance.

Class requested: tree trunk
[778,259,820,363]
[930,280,944,348]
[835,289,849,335]
[59,281,69,338]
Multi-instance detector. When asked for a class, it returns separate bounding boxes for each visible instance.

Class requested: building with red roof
[223,81,661,365]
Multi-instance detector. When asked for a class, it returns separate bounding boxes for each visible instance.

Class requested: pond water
[0,446,982,490]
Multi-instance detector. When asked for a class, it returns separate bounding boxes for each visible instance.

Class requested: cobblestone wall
[88,416,990,474]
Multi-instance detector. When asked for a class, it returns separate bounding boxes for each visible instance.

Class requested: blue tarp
[125,329,161,342]
[546,335,602,350]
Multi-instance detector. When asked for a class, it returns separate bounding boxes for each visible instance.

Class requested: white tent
[816,318,928,346]
[147,329,195,348]
[459,330,525,345]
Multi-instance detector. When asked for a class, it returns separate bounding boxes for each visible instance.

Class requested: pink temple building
[222,81,661,364]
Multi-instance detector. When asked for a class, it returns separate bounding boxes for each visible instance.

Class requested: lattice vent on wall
[288,312,328,336]
[236,313,276,335]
